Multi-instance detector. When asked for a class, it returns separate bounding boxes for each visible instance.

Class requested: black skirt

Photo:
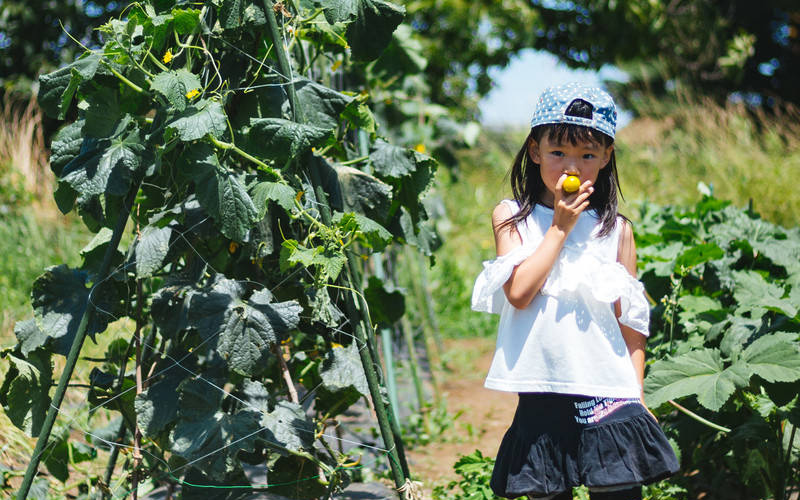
[491,393,679,498]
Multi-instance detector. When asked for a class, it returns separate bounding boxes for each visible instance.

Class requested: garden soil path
[405,336,516,492]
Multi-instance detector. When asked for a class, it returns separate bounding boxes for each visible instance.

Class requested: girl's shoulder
[491,199,521,225]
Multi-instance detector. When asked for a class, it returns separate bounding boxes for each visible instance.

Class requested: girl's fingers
[568,186,594,209]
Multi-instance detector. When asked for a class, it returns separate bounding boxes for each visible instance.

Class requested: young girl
[471,82,679,500]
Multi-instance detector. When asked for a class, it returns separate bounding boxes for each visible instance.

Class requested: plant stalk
[400,317,425,413]
[380,328,401,424]
[132,279,145,500]
[262,0,408,490]
[668,399,731,433]
[18,184,140,500]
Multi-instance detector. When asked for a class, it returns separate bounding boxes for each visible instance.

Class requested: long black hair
[503,99,623,237]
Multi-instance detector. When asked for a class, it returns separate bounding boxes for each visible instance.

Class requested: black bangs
[532,123,612,147]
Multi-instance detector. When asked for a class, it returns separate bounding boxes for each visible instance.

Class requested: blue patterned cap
[530,82,617,139]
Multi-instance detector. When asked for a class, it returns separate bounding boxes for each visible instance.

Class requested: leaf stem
[147,51,169,72]
[273,344,299,403]
[206,135,284,181]
[103,62,145,93]
[338,155,369,166]
[668,399,731,433]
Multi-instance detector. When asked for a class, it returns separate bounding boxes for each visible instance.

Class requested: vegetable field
[1,1,800,500]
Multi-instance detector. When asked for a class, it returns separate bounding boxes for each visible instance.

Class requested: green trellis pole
[17,184,140,500]
[263,1,408,490]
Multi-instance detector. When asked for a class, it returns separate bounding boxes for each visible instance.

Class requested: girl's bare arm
[493,177,594,309]
[615,220,650,407]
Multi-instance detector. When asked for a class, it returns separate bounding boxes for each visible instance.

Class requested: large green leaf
[370,140,436,223]
[288,79,353,129]
[219,0,266,29]
[167,99,228,141]
[314,342,370,417]
[364,276,405,325]
[335,165,392,222]
[644,348,751,411]
[60,126,146,199]
[248,181,296,217]
[320,0,405,61]
[371,24,427,79]
[369,138,417,179]
[246,118,332,165]
[0,350,52,437]
[31,265,116,356]
[38,52,102,119]
[719,317,762,358]
[135,370,186,438]
[14,319,50,357]
[186,278,302,376]
[185,145,259,242]
[151,69,202,112]
[132,225,173,278]
[170,379,262,476]
[50,120,85,177]
[260,401,315,453]
[740,332,800,383]
[732,270,797,318]
[83,86,127,139]
[674,242,724,270]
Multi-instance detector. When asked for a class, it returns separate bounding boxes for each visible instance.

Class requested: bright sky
[478,49,631,129]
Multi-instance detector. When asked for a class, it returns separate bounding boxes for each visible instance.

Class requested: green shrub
[639,196,800,499]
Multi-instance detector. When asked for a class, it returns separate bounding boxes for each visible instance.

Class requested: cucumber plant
[1,1,441,498]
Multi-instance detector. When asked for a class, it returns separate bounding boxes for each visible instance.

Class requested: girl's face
[528,132,613,206]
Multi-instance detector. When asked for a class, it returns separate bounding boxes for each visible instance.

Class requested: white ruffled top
[472,200,650,398]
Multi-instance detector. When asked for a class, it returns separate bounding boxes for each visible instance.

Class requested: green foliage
[0,1,126,93]
[639,196,800,499]
[0,0,448,496]
[522,1,800,108]
[433,450,500,500]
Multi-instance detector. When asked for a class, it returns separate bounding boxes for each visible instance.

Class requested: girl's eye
[583,153,596,159]
[551,151,564,157]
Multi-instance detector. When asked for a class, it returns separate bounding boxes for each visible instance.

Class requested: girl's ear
[527,138,541,164]
[600,144,614,168]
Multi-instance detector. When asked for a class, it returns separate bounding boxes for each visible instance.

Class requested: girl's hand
[551,174,594,234]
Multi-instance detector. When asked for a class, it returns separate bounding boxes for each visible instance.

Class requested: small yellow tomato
[563,175,580,193]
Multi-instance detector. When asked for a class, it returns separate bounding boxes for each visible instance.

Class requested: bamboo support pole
[262,1,408,489]
[400,317,425,412]
[18,184,140,500]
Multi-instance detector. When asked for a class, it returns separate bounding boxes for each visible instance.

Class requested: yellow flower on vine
[414,143,426,153]
[331,60,342,72]
[185,88,200,99]
[162,49,173,63]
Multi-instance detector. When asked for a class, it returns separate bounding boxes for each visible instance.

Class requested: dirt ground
[404,336,517,491]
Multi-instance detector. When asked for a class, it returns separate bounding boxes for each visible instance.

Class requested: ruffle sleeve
[541,247,650,336]
[471,243,538,314]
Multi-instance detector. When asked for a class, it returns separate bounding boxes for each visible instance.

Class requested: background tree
[0,1,126,93]
[522,0,800,110]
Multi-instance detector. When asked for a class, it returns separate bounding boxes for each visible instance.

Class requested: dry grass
[616,93,800,225]
[0,94,54,211]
